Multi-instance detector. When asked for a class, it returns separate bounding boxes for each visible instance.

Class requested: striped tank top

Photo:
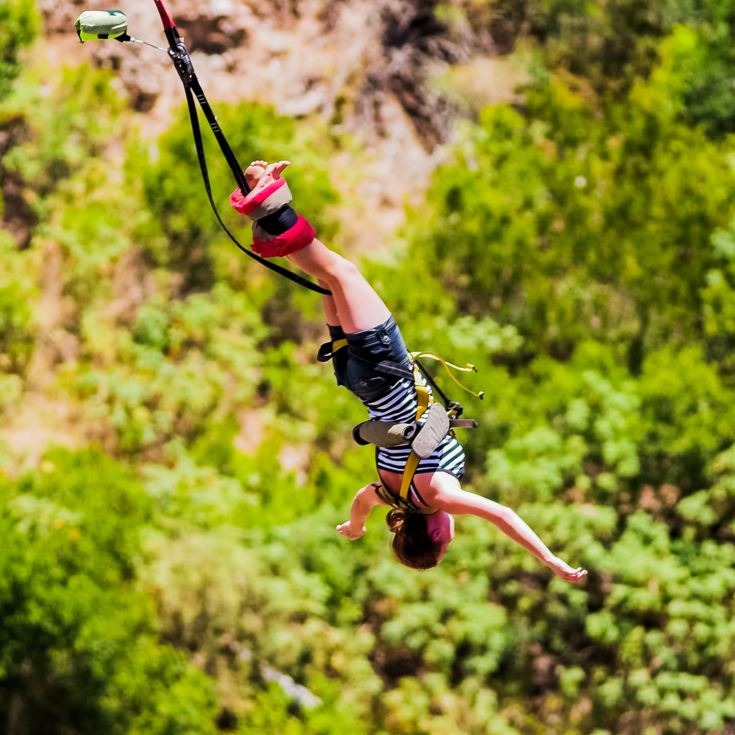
[362,372,465,510]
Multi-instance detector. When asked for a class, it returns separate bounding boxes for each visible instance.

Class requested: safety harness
[398,358,433,501]
[402,353,484,500]
[319,340,483,505]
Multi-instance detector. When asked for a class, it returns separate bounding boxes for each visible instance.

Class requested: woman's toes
[272,160,290,177]
[244,162,268,187]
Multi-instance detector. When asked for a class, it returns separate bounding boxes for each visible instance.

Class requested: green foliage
[588,510,735,732]
[38,157,133,307]
[484,343,642,506]
[702,217,735,374]
[458,0,683,92]
[0,231,37,374]
[73,283,267,455]
[405,69,735,360]
[4,5,735,734]
[650,19,735,138]
[13,447,153,579]
[678,444,735,535]
[2,63,130,333]
[0,449,218,734]
[3,64,126,197]
[472,0,735,119]
[0,0,39,98]
[638,346,735,488]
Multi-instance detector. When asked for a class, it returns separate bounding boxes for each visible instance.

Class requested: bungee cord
[75,5,331,296]
[74,5,483,415]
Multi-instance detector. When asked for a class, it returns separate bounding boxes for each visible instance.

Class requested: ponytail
[386,508,407,534]
[386,509,442,570]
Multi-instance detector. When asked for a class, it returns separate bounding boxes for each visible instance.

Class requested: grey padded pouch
[411,404,450,459]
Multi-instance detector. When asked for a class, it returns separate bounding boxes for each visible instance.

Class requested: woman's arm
[336,483,385,540]
[434,486,588,583]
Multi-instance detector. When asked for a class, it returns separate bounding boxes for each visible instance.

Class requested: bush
[402,67,735,361]
[0,232,36,373]
[0,0,39,98]
[0,448,219,734]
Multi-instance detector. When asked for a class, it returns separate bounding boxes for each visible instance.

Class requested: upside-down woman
[230,160,587,584]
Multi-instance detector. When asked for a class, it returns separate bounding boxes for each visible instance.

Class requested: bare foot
[244,160,290,191]
[244,160,267,189]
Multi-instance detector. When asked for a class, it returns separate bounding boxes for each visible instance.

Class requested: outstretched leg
[242,160,391,333]
[288,239,391,333]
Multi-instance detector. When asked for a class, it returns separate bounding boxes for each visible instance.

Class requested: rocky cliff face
[35,0,513,247]
[41,0,486,138]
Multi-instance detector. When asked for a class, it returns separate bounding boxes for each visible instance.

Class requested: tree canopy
[1,0,735,732]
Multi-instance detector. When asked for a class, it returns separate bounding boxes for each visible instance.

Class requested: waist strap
[399,362,431,501]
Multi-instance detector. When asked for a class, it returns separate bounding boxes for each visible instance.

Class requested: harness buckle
[375,360,414,380]
[317,338,348,363]
[447,400,464,418]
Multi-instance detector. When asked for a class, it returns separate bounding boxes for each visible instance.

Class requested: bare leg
[320,280,341,328]
[241,160,390,332]
[288,238,391,333]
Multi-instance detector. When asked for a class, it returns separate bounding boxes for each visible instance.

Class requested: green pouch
[75,10,128,42]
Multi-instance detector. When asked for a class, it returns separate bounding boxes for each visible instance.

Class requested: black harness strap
[183,85,330,295]
[163,20,329,295]
[317,340,470,415]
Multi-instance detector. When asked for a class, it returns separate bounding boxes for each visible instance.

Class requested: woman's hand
[337,484,385,542]
[336,520,366,540]
[546,555,588,584]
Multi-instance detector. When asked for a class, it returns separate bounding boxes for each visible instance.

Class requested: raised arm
[433,486,588,583]
[336,483,385,540]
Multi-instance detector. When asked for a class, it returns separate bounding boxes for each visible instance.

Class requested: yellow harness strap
[410,351,485,400]
[328,341,480,505]
[399,363,431,501]
[318,337,349,365]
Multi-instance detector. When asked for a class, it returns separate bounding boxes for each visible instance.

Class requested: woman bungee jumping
[230,160,588,584]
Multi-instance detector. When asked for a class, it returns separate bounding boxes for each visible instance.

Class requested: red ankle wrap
[252,215,315,258]
[230,178,290,218]
[230,175,315,258]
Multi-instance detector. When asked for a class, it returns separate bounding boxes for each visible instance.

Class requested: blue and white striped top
[362,373,466,494]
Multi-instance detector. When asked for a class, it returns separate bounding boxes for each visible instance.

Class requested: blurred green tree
[0,448,219,734]
[0,0,38,99]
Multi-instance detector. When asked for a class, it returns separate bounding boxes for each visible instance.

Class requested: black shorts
[328,316,412,403]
